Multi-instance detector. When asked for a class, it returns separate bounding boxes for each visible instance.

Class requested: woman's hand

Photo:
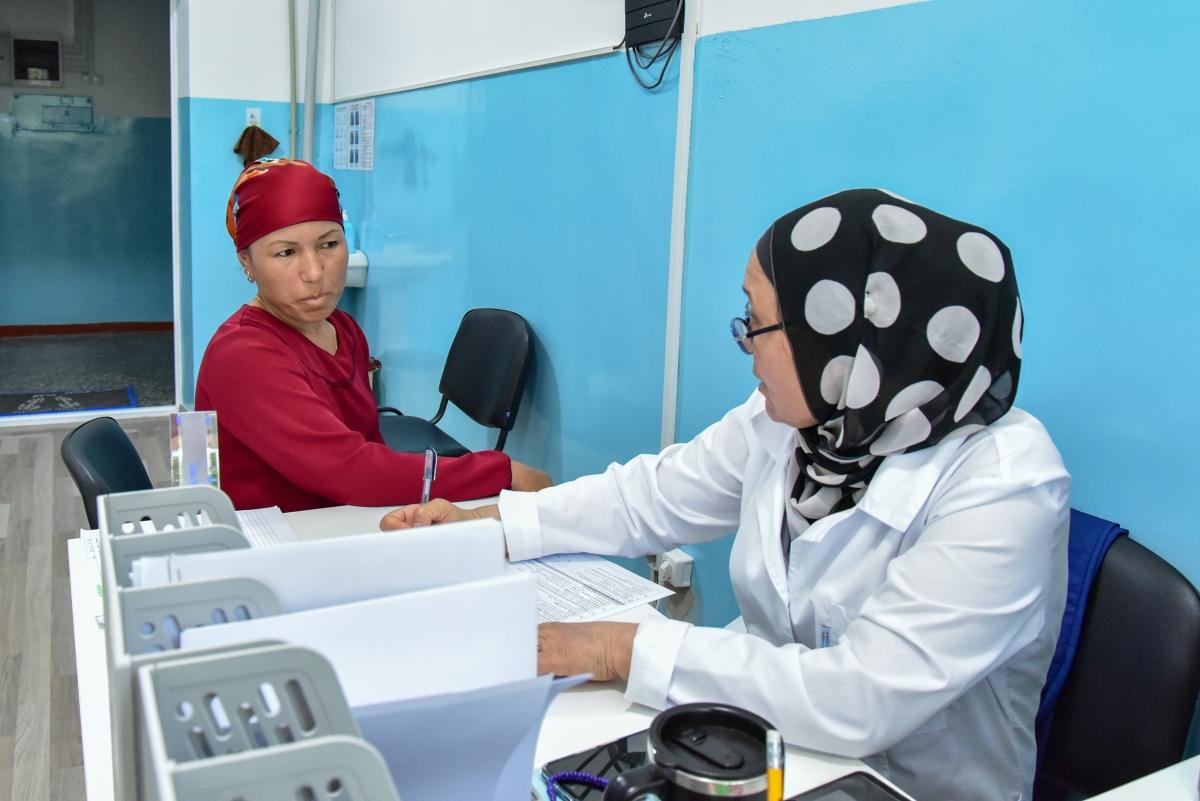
[537,622,636,681]
[511,460,553,492]
[380,500,498,530]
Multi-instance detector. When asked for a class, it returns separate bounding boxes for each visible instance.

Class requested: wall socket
[655,548,694,588]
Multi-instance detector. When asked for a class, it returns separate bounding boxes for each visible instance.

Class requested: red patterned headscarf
[225,158,343,251]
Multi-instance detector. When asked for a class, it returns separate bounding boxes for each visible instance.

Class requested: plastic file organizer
[98,485,566,801]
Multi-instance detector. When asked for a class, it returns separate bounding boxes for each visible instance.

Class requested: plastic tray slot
[135,644,399,801]
[110,527,250,588]
[100,485,240,537]
[141,644,359,764]
[119,578,282,655]
[165,736,400,801]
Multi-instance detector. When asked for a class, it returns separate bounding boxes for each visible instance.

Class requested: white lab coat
[499,390,1069,801]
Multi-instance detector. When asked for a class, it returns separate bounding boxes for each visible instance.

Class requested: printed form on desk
[234,506,298,548]
[509,554,672,623]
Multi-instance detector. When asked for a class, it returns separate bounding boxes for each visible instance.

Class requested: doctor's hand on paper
[537,622,637,682]
[380,499,499,529]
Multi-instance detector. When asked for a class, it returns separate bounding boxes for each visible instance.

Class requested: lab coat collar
[756,413,977,538]
[750,396,801,463]
[751,389,975,538]
[788,446,948,545]
[856,432,975,532]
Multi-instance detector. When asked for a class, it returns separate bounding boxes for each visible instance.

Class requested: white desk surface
[67,538,113,801]
[284,496,497,542]
[71,501,900,801]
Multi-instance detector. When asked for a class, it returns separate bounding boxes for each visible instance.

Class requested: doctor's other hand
[537,622,636,682]
[379,499,490,530]
[511,460,553,492]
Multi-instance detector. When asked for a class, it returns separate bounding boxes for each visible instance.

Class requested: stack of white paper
[233,506,298,547]
[132,517,562,801]
[130,523,505,612]
[181,571,536,707]
[131,526,670,624]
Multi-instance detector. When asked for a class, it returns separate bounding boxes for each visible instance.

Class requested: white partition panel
[697,0,926,36]
[333,0,625,100]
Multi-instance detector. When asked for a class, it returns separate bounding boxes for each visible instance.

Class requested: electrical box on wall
[13,94,94,133]
[10,34,63,87]
[625,0,682,48]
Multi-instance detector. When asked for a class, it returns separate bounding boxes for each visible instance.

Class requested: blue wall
[0,114,172,325]
[175,2,1200,634]
[334,52,679,485]
[675,0,1200,625]
[178,98,297,405]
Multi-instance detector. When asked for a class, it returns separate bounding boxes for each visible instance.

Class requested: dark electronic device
[625,0,682,48]
[543,739,910,801]
[785,771,911,801]
[540,730,648,800]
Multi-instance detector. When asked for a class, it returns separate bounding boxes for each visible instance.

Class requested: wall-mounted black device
[625,0,682,48]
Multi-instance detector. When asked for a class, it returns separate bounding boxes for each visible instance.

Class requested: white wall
[173,0,931,107]
[328,0,932,102]
[0,0,170,117]
[333,0,623,100]
[697,0,926,37]
[178,0,333,103]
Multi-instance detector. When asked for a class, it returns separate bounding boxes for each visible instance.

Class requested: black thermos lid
[648,703,771,780]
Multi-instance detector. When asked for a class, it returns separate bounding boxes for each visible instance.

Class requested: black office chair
[61,416,154,529]
[378,308,534,456]
[1038,536,1200,797]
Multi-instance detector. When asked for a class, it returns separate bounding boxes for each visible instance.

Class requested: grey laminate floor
[0,416,170,801]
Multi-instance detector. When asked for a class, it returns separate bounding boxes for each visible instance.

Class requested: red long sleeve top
[194,305,511,511]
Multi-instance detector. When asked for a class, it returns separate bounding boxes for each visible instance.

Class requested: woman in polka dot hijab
[757,188,1024,522]
[383,187,1070,801]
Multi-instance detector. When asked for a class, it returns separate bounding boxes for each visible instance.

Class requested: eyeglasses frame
[730,305,784,354]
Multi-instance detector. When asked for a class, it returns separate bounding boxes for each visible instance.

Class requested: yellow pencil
[766,729,784,801]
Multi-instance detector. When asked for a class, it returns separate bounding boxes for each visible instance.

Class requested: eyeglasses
[730,304,784,354]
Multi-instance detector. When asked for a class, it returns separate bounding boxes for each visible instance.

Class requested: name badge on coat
[815,597,853,648]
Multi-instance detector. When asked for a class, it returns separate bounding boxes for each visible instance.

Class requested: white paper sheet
[234,506,298,548]
[128,519,507,613]
[509,554,672,623]
[80,528,105,626]
[81,528,101,575]
[180,571,537,707]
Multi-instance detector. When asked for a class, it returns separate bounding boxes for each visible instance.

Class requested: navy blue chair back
[61,416,153,529]
[1038,530,1200,797]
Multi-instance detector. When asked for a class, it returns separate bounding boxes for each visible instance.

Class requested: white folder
[180,570,537,708]
[354,674,588,801]
[131,518,507,612]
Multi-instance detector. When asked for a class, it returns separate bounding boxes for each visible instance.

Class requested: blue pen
[421,448,438,504]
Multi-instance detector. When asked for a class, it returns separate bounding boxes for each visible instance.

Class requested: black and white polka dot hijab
[756,188,1023,522]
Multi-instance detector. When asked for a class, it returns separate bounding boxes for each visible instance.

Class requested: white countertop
[71,502,903,800]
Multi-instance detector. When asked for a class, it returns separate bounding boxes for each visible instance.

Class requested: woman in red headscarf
[195,158,551,511]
